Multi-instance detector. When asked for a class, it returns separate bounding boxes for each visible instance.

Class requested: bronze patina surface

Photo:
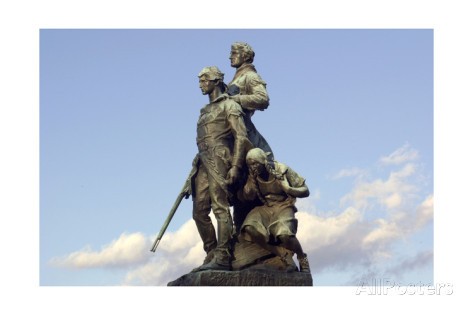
[152,43,313,286]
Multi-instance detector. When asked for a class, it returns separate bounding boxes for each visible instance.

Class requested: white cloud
[293,144,432,281]
[414,194,433,229]
[296,207,362,252]
[123,260,172,286]
[50,218,209,285]
[122,244,204,286]
[360,193,433,260]
[50,232,150,268]
[340,163,417,210]
[51,145,433,286]
[331,167,366,180]
[295,194,433,281]
[379,143,419,165]
[52,194,433,285]
[386,250,433,278]
[384,192,402,208]
[123,221,207,286]
[137,203,412,285]
[362,219,402,246]
[156,219,203,253]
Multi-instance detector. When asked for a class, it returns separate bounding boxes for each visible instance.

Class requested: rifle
[150,166,196,252]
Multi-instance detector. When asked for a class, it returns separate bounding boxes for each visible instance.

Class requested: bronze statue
[153,44,314,286]
[191,66,252,271]
[238,148,311,273]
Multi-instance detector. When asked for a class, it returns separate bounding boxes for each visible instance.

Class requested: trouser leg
[192,152,233,271]
[192,166,217,254]
[208,176,233,266]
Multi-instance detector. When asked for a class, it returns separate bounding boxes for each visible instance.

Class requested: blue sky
[40,29,433,286]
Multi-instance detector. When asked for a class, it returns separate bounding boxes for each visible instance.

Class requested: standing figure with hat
[191,66,252,271]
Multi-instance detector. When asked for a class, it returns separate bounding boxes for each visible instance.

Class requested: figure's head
[246,148,269,176]
[230,42,255,68]
[198,66,225,95]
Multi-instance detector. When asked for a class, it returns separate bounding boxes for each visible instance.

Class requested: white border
[1,0,471,314]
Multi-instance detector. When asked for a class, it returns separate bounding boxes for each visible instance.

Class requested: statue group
[154,42,313,286]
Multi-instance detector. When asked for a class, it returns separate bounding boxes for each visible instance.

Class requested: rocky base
[168,267,313,286]
[168,236,313,286]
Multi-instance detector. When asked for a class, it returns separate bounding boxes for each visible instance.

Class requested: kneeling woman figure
[239,148,311,273]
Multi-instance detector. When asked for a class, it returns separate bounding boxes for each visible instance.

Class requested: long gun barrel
[150,168,194,252]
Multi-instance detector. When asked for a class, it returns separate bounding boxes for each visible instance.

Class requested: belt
[264,194,287,202]
[196,139,231,152]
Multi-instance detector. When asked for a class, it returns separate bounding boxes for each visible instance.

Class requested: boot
[192,210,233,272]
[192,248,231,272]
[203,249,215,265]
[194,219,217,254]
[298,253,311,273]
[191,249,216,272]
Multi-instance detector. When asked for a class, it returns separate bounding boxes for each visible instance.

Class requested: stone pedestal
[168,268,313,286]
[168,237,313,286]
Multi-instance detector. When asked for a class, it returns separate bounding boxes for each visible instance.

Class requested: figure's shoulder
[240,68,263,80]
[234,65,260,79]
[245,70,266,87]
[220,97,240,106]
[219,98,244,112]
